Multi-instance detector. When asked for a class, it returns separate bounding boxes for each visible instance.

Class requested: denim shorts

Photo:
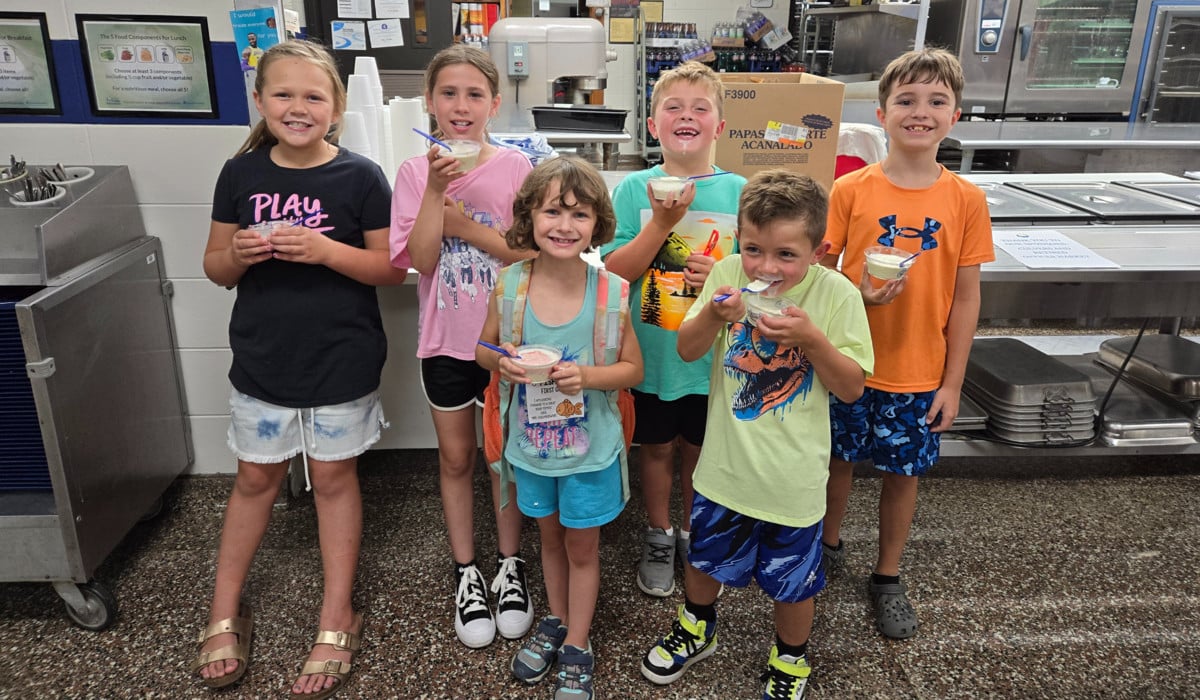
[687,492,825,604]
[513,456,626,529]
[227,390,386,464]
[829,387,940,476]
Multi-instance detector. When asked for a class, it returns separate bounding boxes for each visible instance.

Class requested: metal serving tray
[975,183,1093,224]
[951,393,988,431]
[1056,355,1195,442]
[1096,335,1200,401]
[967,338,1096,408]
[1114,181,1200,207]
[964,383,1094,419]
[984,409,1093,431]
[1008,181,1200,222]
[986,423,1094,444]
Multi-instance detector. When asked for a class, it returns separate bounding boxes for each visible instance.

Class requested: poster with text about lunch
[77,15,217,117]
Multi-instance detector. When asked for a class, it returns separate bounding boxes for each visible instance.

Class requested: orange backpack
[482,260,636,503]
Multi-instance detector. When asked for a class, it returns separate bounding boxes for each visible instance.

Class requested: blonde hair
[508,156,616,251]
[877,48,964,110]
[738,169,827,249]
[423,44,500,139]
[650,60,725,119]
[236,40,346,156]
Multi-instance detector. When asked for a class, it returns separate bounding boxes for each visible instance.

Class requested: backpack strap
[593,269,629,367]
[594,267,631,503]
[493,259,534,507]
[499,259,533,348]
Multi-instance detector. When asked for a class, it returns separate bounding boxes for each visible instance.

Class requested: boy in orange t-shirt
[820,48,994,640]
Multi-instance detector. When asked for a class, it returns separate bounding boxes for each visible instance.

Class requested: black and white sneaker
[492,554,534,639]
[455,562,496,648]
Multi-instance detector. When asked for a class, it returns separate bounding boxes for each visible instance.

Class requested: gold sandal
[289,613,365,700]
[190,603,253,689]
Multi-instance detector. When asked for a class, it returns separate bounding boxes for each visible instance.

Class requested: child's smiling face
[648,81,725,161]
[426,62,499,143]
[531,180,596,259]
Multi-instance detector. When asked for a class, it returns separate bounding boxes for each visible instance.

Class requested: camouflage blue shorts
[687,492,825,604]
[829,387,940,476]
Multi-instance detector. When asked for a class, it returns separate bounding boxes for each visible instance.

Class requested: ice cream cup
[512,344,563,383]
[648,176,688,200]
[248,219,296,239]
[745,295,797,326]
[442,140,481,172]
[864,245,912,280]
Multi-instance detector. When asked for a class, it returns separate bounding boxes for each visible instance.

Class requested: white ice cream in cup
[864,245,912,280]
[744,295,797,326]
[512,344,563,383]
[648,176,688,200]
[441,140,482,172]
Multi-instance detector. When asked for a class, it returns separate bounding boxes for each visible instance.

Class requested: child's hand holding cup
[248,219,296,241]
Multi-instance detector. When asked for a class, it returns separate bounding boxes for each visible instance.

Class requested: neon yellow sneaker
[760,644,811,700]
[640,605,717,685]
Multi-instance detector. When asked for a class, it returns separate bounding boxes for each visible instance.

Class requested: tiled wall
[1,1,771,473]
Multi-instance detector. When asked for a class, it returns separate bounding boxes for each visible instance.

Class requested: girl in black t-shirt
[191,41,406,700]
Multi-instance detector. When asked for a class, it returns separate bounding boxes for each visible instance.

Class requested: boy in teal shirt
[602,61,747,598]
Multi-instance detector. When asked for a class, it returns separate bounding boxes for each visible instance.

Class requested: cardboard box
[715,73,845,193]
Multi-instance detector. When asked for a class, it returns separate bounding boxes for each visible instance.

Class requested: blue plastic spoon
[412,127,454,152]
[713,278,773,303]
[477,340,521,360]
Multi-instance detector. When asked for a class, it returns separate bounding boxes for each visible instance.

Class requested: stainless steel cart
[0,166,192,630]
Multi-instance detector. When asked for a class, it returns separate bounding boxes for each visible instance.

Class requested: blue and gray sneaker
[760,644,811,700]
[553,644,594,700]
[641,605,718,685]
[511,615,567,684]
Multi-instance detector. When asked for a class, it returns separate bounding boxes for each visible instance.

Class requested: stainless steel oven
[926,0,1153,118]
[1133,2,1200,123]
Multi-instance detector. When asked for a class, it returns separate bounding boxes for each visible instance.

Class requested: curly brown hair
[507,156,615,251]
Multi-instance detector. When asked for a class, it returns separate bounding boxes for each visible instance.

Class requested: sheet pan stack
[964,338,1096,445]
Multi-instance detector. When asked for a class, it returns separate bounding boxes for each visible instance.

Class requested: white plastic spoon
[713,278,773,303]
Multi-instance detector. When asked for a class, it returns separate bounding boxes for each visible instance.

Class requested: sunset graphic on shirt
[638,212,737,330]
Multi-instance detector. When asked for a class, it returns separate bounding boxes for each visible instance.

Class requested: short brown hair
[877,48,964,110]
[650,60,725,119]
[508,156,616,251]
[737,169,827,249]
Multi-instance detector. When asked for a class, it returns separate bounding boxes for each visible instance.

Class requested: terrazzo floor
[1,448,1198,699]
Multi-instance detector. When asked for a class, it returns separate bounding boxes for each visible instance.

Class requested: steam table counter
[944,171,1200,457]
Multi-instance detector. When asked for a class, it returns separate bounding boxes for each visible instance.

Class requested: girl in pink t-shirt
[389,44,533,650]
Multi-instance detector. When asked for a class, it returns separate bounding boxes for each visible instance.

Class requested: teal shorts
[513,456,626,528]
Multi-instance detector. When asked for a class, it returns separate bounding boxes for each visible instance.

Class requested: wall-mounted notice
[76,14,219,118]
[0,12,60,114]
[230,7,281,71]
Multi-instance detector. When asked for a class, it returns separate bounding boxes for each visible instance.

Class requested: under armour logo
[876,215,941,250]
